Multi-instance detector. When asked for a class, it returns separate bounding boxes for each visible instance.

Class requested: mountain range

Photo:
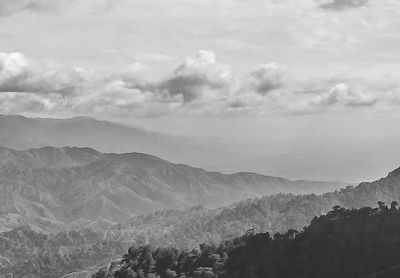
[1,114,399,277]
[0,145,344,232]
[1,166,400,277]
[0,114,254,176]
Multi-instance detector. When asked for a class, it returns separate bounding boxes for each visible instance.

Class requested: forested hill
[1,167,400,277]
[108,166,400,249]
[93,203,400,278]
[0,227,126,278]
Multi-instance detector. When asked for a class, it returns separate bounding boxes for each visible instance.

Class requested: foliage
[93,202,400,278]
[0,227,126,278]
[3,168,400,277]
[108,167,400,250]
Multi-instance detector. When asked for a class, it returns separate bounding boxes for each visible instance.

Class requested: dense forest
[107,166,400,249]
[93,202,400,278]
[0,227,126,278]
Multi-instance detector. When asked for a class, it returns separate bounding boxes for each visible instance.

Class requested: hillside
[0,226,126,278]
[106,166,400,249]
[94,203,400,278]
[0,146,343,232]
[1,167,400,277]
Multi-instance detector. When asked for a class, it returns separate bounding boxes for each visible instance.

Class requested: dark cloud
[161,74,227,102]
[320,0,369,10]
[244,64,284,96]
[116,50,232,104]
[156,50,231,103]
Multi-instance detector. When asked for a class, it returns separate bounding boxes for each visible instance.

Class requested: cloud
[0,92,66,114]
[0,0,70,16]
[243,63,285,96]
[308,83,378,107]
[270,78,398,115]
[1,50,400,118]
[320,0,369,10]
[0,52,91,96]
[71,80,182,118]
[0,0,118,16]
[0,52,28,83]
[159,50,232,103]
[136,51,283,115]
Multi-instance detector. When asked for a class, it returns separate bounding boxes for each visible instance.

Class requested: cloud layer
[1,50,400,118]
[0,0,72,16]
[0,0,399,119]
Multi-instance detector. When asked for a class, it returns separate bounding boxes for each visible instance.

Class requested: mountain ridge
[104,164,400,250]
[0,146,346,233]
[0,114,251,176]
[1,165,400,277]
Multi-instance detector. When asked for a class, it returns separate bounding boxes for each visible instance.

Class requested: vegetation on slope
[0,227,126,278]
[0,146,343,232]
[109,166,400,249]
[2,166,400,277]
[93,201,400,278]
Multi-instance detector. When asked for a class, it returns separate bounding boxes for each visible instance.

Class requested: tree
[377,201,388,213]
[390,201,399,213]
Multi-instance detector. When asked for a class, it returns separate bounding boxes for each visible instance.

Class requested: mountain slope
[1,167,400,277]
[0,226,125,278]
[94,205,400,278]
[0,146,344,232]
[107,166,400,249]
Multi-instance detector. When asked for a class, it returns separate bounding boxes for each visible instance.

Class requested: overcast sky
[1,0,400,182]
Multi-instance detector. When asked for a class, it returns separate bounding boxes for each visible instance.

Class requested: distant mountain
[0,114,250,174]
[0,146,344,232]
[0,114,198,162]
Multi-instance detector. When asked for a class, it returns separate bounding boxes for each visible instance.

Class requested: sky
[1,0,400,182]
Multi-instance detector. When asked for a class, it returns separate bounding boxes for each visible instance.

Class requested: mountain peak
[107,152,170,169]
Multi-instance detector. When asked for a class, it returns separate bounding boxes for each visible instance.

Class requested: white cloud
[1,50,400,118]
[309,83,378,107]
[0,52,28,77]
[0,52,91,96]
